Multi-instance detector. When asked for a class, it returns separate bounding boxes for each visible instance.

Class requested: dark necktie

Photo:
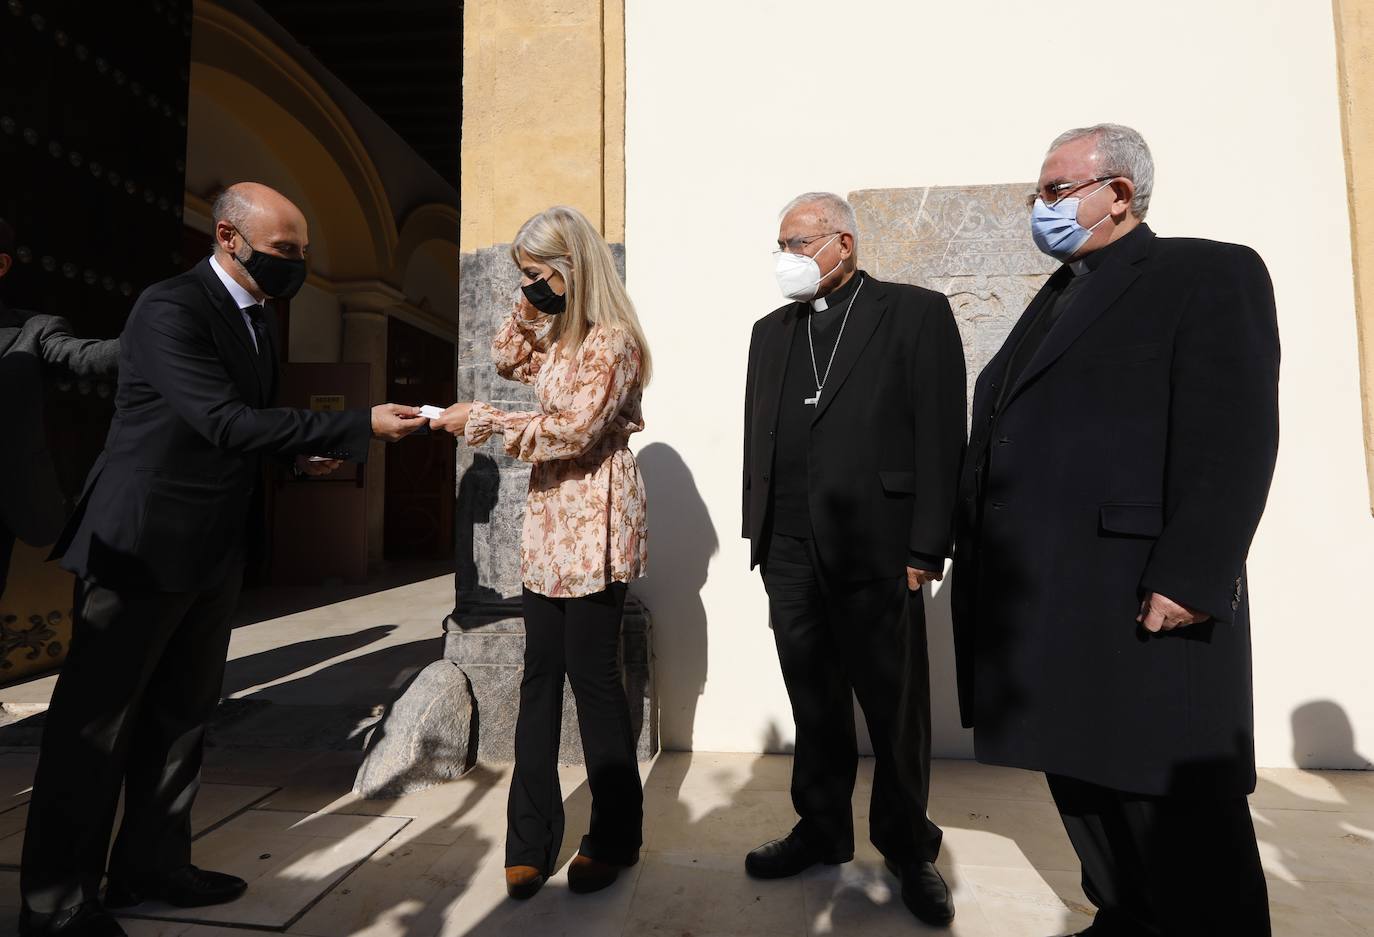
[245,303,270,363]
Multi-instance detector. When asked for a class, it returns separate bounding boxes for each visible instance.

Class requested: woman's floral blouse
[465,305,647,598]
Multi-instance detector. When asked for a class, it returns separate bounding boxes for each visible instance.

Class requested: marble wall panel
[850,184,1057,411]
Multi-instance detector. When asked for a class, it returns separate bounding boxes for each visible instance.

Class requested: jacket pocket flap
[1090,342,1163,366]
[880,471,917,494]
[1099,502,1164,537]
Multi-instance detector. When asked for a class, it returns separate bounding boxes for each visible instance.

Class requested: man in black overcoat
[952,124,1280,936]
[0,218,120,596]
[742,192,966,926]
[19,183,425,937]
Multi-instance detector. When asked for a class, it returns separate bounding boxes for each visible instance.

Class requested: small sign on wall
[310,394,345,412]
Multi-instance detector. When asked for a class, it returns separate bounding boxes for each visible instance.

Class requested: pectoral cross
[804,389,821,406]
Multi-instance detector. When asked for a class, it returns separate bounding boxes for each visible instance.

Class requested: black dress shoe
[18,903,127,937]
[745,830,852,879]
[885,858,955,926]
[105,865,248,909]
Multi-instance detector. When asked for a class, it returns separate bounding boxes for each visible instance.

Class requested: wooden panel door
[384,316,455,560]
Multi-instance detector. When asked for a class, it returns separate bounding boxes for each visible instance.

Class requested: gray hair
[210,185,257,251]
[1048,123,1154,220]
[780,191,858,242]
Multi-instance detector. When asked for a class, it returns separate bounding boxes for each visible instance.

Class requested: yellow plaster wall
[1334,0,1374,513]
[461,0,625,251]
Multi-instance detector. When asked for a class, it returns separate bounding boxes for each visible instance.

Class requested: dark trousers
[20,569,242,915]
[1047,773,1271,937]
[506,583,642,873]
[761,532,941,862]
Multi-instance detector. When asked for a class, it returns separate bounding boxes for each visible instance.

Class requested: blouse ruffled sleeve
[492,304,556,385]
[467,327,640,463]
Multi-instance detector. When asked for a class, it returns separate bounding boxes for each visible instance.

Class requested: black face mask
[521,276,566,315]
[234,231,307,299]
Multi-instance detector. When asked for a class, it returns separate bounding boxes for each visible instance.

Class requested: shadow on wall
[919,572,971,759]
[632,442,716,752]
[1247,701,1373,928]
[454,452,502,608]
[1291,699,1371,770]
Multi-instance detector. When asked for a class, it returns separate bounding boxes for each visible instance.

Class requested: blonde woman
[431,206,651,900]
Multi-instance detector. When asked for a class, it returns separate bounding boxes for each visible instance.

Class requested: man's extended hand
[430,402,474,437]
[295,454,341,477]
[907,566,943,591]
[1137,592,1208,633]
[371,404,425,442]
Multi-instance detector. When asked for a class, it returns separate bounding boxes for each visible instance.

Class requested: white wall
[626,0,1374,768]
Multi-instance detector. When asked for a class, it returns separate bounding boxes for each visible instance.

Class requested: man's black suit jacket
[743,272,967,581]
[951,225,1281,798]
[0,303,119,548]
[53,259,372,592]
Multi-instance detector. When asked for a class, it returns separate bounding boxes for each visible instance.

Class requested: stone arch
[395,203,460,325]
[189,2,395,280]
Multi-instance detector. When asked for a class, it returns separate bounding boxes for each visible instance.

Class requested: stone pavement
[0,569,1370,934]
[0,567,456,750]
[0,749,1371,936]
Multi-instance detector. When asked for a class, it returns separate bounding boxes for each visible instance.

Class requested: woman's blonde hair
[510,205,652,386]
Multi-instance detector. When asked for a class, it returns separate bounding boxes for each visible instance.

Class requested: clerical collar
[1068,223,1149,276]
[811,270,863,311]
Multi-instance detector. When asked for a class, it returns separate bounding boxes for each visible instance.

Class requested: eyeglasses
[1024,175,1119,210]
[231,225,308,260]
[774,231,841,255]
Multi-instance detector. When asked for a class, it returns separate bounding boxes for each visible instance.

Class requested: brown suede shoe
[567,853,637,894]
[504,865,545,900]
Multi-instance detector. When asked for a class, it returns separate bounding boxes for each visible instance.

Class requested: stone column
[339,289,395,566]
[1334,0,1374,513]
[449,0,652,763]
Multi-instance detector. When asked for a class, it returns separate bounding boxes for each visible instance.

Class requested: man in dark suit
[19,183,424,937]
[953,124,1279,937]
[742,192,966,926]
[0,219,120,597]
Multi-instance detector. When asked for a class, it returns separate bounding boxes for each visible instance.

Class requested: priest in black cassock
[953,124,1279,936]
[741,192,966,927]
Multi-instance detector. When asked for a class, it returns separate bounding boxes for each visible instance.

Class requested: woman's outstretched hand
[431,401,474,437]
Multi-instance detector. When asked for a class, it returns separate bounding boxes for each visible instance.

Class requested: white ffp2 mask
[775,234,842,302]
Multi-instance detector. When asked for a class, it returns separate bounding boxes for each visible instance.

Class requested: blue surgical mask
[1030,181,1115,261]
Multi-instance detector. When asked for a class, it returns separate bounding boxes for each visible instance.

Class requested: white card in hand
[418,405,445,419]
